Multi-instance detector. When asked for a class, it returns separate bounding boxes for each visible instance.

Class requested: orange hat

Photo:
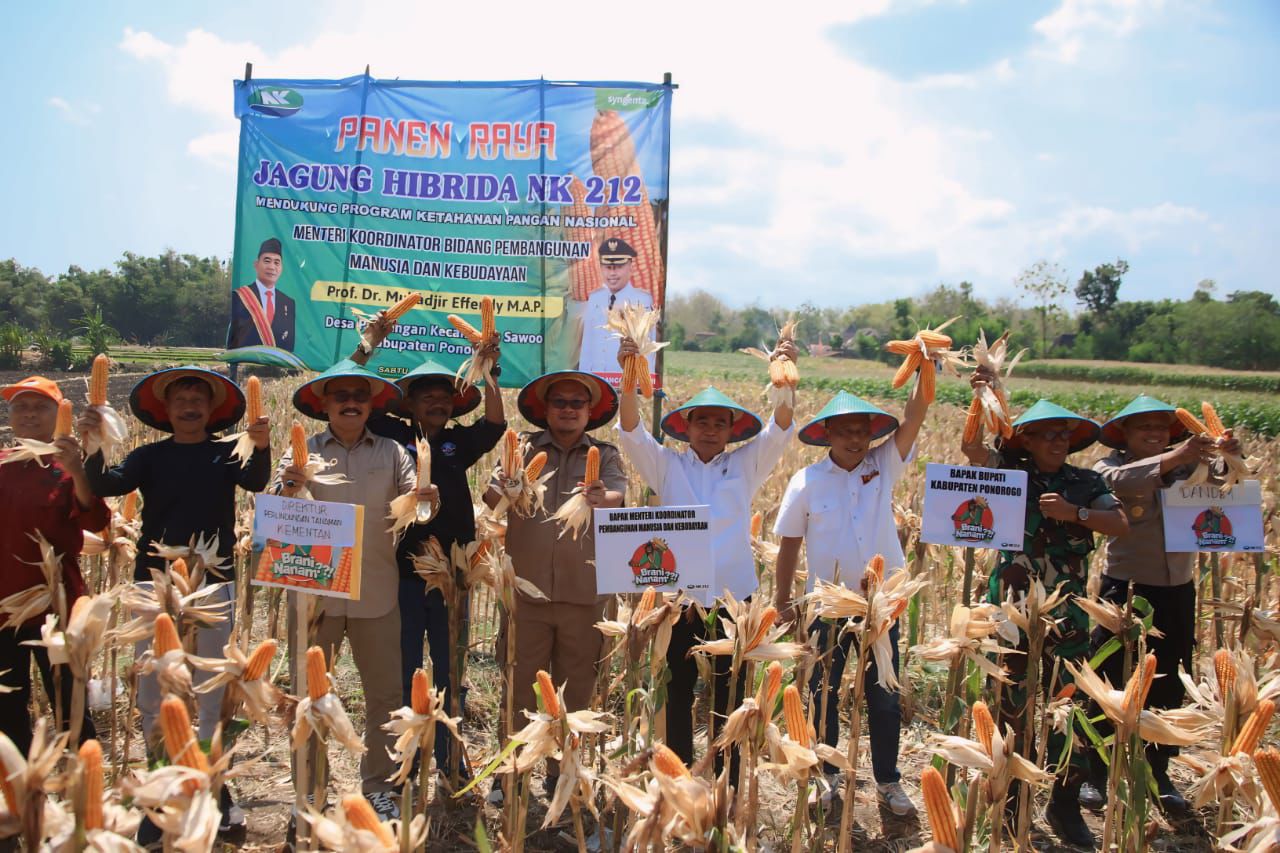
[1,376,64,404]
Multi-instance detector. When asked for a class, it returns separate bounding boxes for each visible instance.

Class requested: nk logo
[249,88,304,117]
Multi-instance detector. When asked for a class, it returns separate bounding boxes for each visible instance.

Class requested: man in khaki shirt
[275,359,429,820]
[485,370,625,795]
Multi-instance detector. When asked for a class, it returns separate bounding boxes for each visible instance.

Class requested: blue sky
[3,0,1277,307]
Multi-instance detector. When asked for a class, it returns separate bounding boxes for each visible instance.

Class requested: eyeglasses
[1024,428,1072,443]
[547,398,590,410]
[329,389,371,404]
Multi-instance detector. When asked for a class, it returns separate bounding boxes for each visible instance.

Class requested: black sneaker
[136,815,163,849]
[218,785,246,833]
[1155,772,1189,813]
[1045,796,1096,848]
[1078,781,1106,811]
[366,790,400,821]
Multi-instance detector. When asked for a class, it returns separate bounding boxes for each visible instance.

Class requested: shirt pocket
[809,497,844,533]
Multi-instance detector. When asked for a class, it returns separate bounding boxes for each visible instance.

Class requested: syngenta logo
[249,88,303,117]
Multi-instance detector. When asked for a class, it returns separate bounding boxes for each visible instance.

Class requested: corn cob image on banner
[225,74,673,389]
[251,493,365,599]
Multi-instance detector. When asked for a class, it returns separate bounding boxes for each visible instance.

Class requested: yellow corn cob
[501,429,522,478]
[54,399,74,439]
[537,670,560,718]
[332,548,353,594]
[470,540,491,569]
[169,557,189,585]
[634,585,656,621]
[480,295,496,340]
[411,669,432,716]
[122,491,138,522]
[890,599,910,621]
[160,697,209,773]
[79,739,104,830]
[1175,407,1208,435]
[446,314,483,345]
[524,450,548,481]
[922,767,959,851]
[972,701,996,757]
[783,684,809,748]
[745,607,778,652]
[243,639,277,681]
[583,445,600,484]
[892,351,923,389]
[152,613,181,656]
[563,178,603,301]
[1123,653,1158,715]
[918,356,936,402]
[963,396,983,444]
[1056,683,1077,701]
[1201,401,1226,438]
[1232,699,1275,754]
[1215,648,1237,699]
[590,111,639,179]
[88,354,110,407]
[384,292,421,323]
[589,113,664,302]
[306,646,330,701]
[290,421,309,468]
[884,339,917,356]
[652,743,692,779]
[918,329,953,349]
[341,793,397,847]
[0,752,13,814]
[244,375,262,422]
[762,661,783,708]
[1254,747,1280,814]
[637,359,654,397]
[865,554,886,587]
[750,511,763,540]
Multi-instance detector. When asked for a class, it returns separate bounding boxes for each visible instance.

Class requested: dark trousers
[398,575,464,771]
[666,606,746,778]
[1089,577,1196,784]
[808,620,902,783]
[0,623,97,754]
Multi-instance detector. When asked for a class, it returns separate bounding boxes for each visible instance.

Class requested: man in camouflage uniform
[963,393,1129,848]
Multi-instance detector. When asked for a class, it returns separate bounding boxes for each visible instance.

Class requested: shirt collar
[818,452,873,477]
[531,429,592,451]
[321,426,374,448]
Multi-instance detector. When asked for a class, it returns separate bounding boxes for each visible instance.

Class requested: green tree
[1075,258,1128,317]
[1016,260,1069,356]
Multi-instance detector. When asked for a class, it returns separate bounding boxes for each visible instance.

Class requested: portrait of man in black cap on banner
[576,237,655,380]
[228,237,296,351]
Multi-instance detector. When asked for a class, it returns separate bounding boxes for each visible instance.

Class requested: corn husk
[740,317,800,409]
[966,329,1025,440]
[387,438,433,537]
[605,303,668,398]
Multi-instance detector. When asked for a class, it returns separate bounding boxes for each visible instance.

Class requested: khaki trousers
[501,599,605,743]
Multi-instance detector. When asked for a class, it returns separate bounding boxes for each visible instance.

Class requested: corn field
[2,362,1278,852]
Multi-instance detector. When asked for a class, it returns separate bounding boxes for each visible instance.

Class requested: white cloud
[1033,0,1166,62]
[48,95,94,125]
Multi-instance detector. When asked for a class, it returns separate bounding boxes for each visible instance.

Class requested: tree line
[1,252,1277,371]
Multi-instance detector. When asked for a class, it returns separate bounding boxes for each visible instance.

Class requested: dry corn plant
[740,317,800,409]
[602,743,738,852]
[884,317,965,404]
[447,295,499,388]
[549,445,600,540]
[304,792,428,852]
[489,428,553,519]
[387,437,434,537]
[384,665,462,813]
[606,303,667,398]
[0,719,70,847]
[1176,402,1259,491]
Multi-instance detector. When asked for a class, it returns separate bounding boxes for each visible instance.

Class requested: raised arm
[894,371,929,461]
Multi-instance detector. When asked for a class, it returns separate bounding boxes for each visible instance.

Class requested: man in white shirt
[772,385,930,817]
[228,237,297,351]
[615,335,795,774]
[577,239,655,382]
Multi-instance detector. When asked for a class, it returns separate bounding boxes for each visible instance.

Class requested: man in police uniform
[575,238,654,381]
[228,237,296,351]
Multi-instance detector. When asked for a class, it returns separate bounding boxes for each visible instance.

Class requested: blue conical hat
[396,358,482,417]
[1007,399,1100,453]
[661,387,762,443]
[292,359,402,420]
[1099,395,1185,449]
[799,391,898,446]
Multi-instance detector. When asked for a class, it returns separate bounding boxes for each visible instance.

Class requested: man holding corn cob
[615,334,796,775]
[577,238,655,382]
[0,376,106,754]
[82,365,269,834]
[771,385,930,817]
[274,360,424,820]
[963,369,1129,847]
[1082,396,1237,813]
[483,369,625,799]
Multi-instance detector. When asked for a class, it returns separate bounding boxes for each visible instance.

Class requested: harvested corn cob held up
[965,330,1025,442]
[348,291,421,359]
[1175,402,1255,490]
[447,295,500,389]
[549,444,602,540]
[741,317,801,409]
[884,316,965,404]
[387,438,439,536]
[223,374,272,468]
[489,427,553,519]
[76,354,130,461]
[605,304,667,397]
[279,420,351,500]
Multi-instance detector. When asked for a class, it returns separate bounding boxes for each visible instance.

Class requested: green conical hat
[1007,399,1100,453]
[292,359,402,420]
[799,391,898,446]
[661,387,762,443]
[1100,395,1186,449]
[395,359,481,417]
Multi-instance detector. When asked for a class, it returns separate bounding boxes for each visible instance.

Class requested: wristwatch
[1076,506,1090,522]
